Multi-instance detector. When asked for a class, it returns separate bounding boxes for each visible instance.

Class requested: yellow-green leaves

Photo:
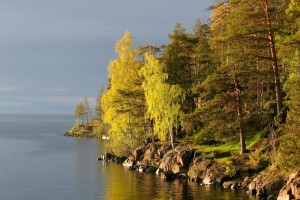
[101,31,145,155]
[140,53,185,144]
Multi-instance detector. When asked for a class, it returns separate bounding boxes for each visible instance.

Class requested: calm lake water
[0,115,257,200]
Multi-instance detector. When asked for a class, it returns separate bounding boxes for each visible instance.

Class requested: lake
[0,115,257,200]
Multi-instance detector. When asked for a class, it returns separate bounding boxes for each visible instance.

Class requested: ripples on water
[0,115,257,200]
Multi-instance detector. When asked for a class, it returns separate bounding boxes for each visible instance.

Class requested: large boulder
[159,146,194,174]
[278,171,300,200]
[143,143,160,161]
[188,158,213,180]
[248,174,284,197]
[157,143,172,159]
[249,175,265,195]
[203,163,228,185]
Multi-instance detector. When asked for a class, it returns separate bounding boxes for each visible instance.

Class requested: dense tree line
[98,0,300,171]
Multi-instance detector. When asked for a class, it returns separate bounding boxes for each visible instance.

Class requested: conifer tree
[277,1,300,171]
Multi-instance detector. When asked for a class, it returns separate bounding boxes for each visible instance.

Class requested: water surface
[0,115,257,200]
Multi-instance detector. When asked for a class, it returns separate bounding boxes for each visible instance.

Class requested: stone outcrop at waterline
[98,142,300,199]
[98,143,230,186]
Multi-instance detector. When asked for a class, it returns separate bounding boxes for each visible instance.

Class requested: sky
[0,0,212,115]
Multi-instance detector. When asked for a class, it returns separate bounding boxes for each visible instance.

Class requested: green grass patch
[193,131,264,158]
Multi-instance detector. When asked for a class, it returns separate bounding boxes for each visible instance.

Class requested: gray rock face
[277,171,300,200]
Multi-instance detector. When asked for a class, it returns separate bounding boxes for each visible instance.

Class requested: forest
[90,0,300,173]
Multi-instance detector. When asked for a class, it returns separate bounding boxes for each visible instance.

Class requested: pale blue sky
[0,0,211,114]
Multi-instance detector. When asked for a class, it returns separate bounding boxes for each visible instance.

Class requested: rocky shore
[62,131,96,138]
[98,143,300,200]
[62,123,97,138]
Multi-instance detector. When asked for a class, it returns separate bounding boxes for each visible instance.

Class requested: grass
[189,131,265,165]
[195,131,264,152]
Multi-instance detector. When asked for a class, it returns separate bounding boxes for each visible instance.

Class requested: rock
[111,156,125,164]
[143,143,159,161]
[248,174,284,198]
[244,176,251,182]
[223,181,237,189]
[133,145,145,161]
[177,173,188,179]
[156,168,163,175]
[129,166,137,171]
[231,183,238,190]
[241,181,249,189]
[189,177,201,182]
[159,146,194,174]
[203,163,228,185]
[278,171,300,200]
[241,177,252,189]
[98,152,114,161]
[145,166,157,173]
[277,184,292,200]
[161,170,176,180]
[123,157,136,167]
[257,176,283,197]
[188,158,212,180]
[249,175,265,195]
[136,160,149,167]
[138,166,145,172]
[157,143,172,158]
[188,158,228,186]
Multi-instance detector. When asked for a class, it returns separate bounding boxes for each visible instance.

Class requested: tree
[83,96,92,123]
[277,1,300,170]
[95,85,106,119]
[140,53,185,148]
[203,0,288,154]
[101,30,145,155]
[74,102,85,126]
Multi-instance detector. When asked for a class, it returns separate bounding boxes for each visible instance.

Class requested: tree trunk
[234,76,246,154]
[168,118,175,149]
[259,0,285,123]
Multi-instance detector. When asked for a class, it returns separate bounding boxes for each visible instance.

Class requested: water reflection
[102,163,256,200]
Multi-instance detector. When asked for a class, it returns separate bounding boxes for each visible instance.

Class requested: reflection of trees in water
[104,166,253,200]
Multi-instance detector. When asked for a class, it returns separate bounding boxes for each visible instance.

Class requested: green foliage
[249,147,269,170]
[278,131,300,171]
[225,165,237,178]
[140,53,185,146]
